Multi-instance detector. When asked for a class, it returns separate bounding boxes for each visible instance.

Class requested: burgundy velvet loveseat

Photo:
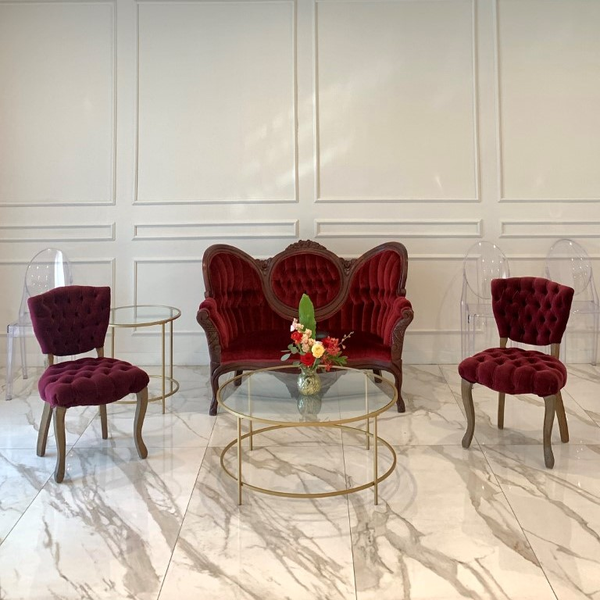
[197,240,414,415]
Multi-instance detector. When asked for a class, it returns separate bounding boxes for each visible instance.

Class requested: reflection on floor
[1,364,600,599]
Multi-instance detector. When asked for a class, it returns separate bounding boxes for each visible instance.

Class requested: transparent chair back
[5,248,73,400]
[461,241,510,359]
[545,238,599,364]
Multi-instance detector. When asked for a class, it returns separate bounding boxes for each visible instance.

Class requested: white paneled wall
[1,0,600,367]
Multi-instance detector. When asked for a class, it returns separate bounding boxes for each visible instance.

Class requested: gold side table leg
[111,328,115,359]
[366,418,370,450]
[374,415,379,505]
[249,421,253,451]
[161,322,166,414]
[169,319,174,395]
[237,417,243,505]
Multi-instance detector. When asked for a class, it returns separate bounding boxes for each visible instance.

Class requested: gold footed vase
[297,369,322,396]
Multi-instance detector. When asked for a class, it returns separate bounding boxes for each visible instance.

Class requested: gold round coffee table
[217,365,397,505]
[109,305,181,413]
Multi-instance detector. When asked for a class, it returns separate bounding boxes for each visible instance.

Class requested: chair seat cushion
[459,347,567,397]
[38,357,150,408]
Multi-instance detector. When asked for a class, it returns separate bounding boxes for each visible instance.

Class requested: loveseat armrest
[383,297,414,348]
[197,297,230,353]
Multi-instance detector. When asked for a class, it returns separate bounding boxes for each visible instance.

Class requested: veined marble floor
[1,363,600,600]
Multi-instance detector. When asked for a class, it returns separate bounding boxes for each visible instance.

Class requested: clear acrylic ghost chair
[461,241,510,359]
[5,248,73,400]
[545,239,600,365]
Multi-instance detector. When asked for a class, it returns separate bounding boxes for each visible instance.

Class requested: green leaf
[281,353,291,361]
[298,293,317,336]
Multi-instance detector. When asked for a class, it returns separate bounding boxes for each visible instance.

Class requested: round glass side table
[109,305,181,413]
[218,365,398,505]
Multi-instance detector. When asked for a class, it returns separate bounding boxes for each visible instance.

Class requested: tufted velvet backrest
[269,252,343,312]
[202,241,409,341]
[491,277,574,346]
[204,249,288,339]
[28,285,111,356]
[320,249,405,340]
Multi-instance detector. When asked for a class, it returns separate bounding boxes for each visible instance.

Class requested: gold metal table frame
[217,366,398,505]
[109,304,181,413]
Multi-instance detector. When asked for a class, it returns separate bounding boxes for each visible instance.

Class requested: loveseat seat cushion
[221,329,291,363]
[221,329,389,365]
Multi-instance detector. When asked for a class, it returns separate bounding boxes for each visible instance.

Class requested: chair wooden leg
[543,395,556,469]
[555,391,569,443]
[37,403,53,457]
[134,387,149,459]
[53,407,67,483]
[461,378,476,449]
[99,405,108,440]
[498,392,506,429]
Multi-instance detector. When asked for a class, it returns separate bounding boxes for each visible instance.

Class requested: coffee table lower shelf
[220,423,397,505]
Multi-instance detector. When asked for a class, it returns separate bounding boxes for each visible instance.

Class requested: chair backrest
[492,277,574,346]
[28,286,111,357]
[18,248,73,324]
[463,241,510,301]
[545,238,596,299]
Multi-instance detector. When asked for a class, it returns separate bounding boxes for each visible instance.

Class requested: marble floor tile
[0,448,54,542]
[374,365,467,446]
[348,445,558,600]
[0,445,204,600]
[159,447,356,600]
[0,392,97,451]
[483,443,600,600]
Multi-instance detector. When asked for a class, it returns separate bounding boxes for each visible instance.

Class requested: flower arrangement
[281,293,352,373]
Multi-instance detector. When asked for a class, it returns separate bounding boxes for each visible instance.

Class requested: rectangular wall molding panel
[0,1,116,206]
[0,224,115,242]
[136,0,297,204]
[496,0,600,201]
[501,221,600,239]
[315,0,479,202]
[315,219,481,238]
[134,221,298,240]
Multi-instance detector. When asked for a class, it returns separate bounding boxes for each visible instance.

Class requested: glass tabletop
[217,366,397,425]
[109,305,181,327]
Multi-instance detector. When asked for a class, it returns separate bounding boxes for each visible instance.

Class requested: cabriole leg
[134,387,149,459]
[53,407,67,483]
[543,395,556,469]
[461,379,475,449]
[209,371,220,416]
[555,391,569,443]
[37,403,53,457]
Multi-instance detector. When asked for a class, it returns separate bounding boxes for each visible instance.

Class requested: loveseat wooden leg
[394,371,406,412]
[209,371,220,416]
[234,370,243,386]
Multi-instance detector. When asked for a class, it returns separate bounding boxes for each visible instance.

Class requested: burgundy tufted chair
[28,285,150,482]
[458,277,574,468]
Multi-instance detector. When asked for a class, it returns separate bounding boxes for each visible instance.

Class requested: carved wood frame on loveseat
[197,240,414,415]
